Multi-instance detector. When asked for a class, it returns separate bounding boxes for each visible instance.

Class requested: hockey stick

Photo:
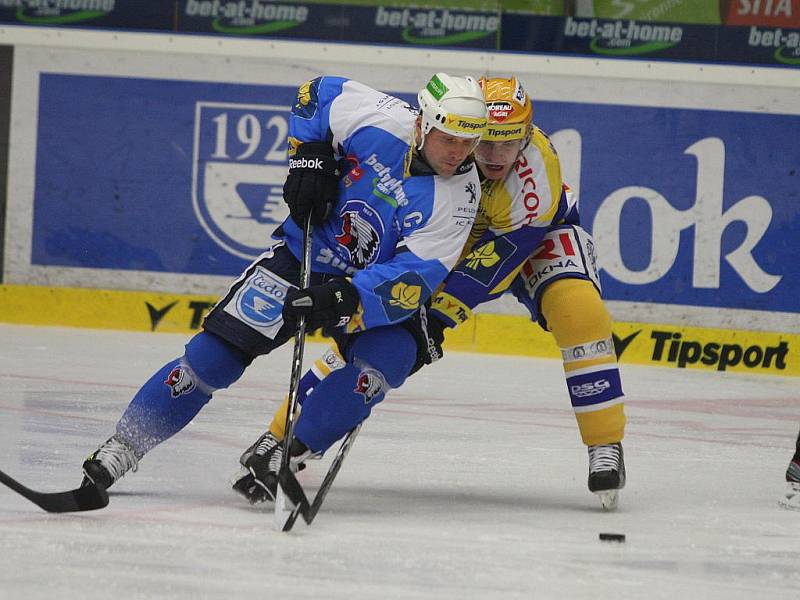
[305,422,361,525]
[278,422,362,531]
[274,214,314,531]
[0,468,108,513]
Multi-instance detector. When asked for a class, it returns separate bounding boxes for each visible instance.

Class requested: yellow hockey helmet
[478,76,533,143]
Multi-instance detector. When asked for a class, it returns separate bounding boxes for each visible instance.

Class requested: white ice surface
[0,324,797,600]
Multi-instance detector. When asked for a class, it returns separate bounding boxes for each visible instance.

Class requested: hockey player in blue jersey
[80,73,489,491]
[244,76,628,511]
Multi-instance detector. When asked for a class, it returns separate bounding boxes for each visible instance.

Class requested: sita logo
[192,101,291,259]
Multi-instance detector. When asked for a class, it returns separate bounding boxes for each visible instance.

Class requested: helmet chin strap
[415,115,426,151]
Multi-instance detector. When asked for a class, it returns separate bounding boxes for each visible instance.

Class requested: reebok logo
[289,157,324,170]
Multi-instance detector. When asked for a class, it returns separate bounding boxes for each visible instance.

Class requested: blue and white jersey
[279,76,480,331]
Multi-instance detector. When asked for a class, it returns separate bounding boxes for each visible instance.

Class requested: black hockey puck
[599,533,626,542]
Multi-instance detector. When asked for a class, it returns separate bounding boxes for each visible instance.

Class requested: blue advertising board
[501,15,800,67]
[175,1,500,49]
[31,73,799,315]
[0,2,173,29]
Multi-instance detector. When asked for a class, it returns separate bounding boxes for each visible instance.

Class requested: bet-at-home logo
[374,6,498,45]
[193,102,290,259]
[563,17,683,56]
[184,0,308,34]
[11,0,115,24]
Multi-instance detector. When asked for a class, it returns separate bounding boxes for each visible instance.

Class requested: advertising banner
[0,1,173,30]
[724,0,800,27]
[28,71,799,319]
[32,73,300,277]
[501,14,800,66]
[175,1,500,48]
[532,101,798,316]
[2,282,796,375]
[719,22,800,65]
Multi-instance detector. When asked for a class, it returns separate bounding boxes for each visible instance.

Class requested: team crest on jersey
[193,101,291,260]
[293,78,320,119]
[223,266,291,339]
[354,367,385,404]
[374,272,432,322]
[165,366,195,398]
[335,200,384,269]
[462,236,518,287]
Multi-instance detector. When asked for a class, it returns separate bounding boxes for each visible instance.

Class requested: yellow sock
[267,345,346,441]
[541,279,626,446]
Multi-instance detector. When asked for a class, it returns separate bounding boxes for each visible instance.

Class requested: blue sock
[116,332,248,456]
[295,326,416,453]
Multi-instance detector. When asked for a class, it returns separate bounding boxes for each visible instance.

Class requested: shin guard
[116,332,248,455]
[541,279,626,446]
[294,327,416,453]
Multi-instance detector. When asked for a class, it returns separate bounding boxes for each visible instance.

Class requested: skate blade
[778,483,800,511]
[595,489,620,511]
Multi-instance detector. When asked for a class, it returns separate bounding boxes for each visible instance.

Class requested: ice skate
[232,431,318,504]
[779,459,800,510]
[81,434,140,489]
[588,442,626,511]
[779,482,800,510]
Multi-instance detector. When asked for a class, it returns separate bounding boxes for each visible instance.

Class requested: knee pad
[184,331,249,390]
[541,279,611,347]
[348,326,417,388]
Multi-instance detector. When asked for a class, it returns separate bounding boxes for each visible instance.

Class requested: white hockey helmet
[417,73,488,149]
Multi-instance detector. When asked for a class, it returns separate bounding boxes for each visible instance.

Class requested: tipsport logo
[9,0,114,25]
[563,17,683,56]
[374,6,498,46]
[193,101,291,259]
[183,0,308,35]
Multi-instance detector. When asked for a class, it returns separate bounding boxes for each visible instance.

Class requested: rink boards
[0,27,798,377]
[1,283,795,377]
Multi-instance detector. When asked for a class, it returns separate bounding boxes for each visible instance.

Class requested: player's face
[421,128,478,177]
[474,139,523,180]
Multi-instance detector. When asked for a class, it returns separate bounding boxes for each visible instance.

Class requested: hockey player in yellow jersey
[236,76,628,511]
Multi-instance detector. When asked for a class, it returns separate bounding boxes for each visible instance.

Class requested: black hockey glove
[406,303,447,375]
[282,278,360,331]
[283,142,342,226]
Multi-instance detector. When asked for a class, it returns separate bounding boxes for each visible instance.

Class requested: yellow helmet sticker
[482,125,526,141]
[444,114,488,135]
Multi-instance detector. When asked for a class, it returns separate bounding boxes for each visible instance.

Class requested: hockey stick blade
[277,424,362,531]
[0,469,109,513]
[275,468,310,532]
[305,424,361,525]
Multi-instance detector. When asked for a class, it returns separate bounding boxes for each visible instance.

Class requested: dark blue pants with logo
[115,243,417,457]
